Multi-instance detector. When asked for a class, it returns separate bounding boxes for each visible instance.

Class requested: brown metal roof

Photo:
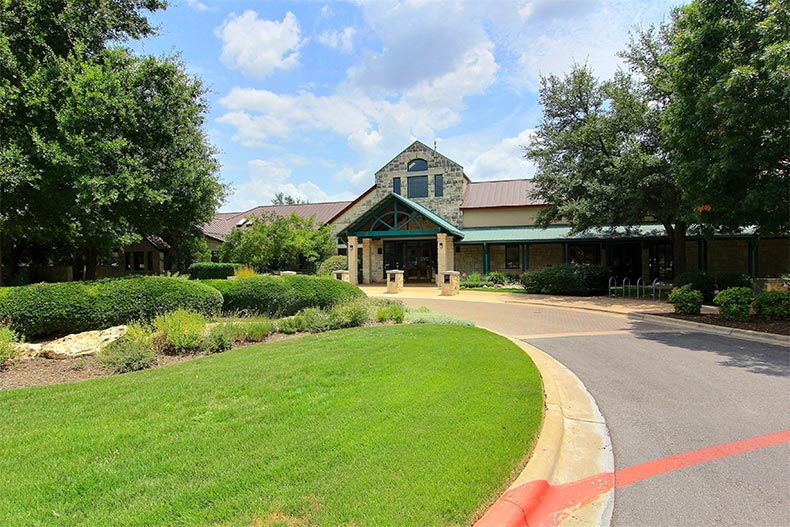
[461,179,546,209]
[200,202,352,242]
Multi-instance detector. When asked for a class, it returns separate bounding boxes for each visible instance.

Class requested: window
[435,174,443,197]
[133,251,145,271]
[147,251,154,271]
[393,177,401,195]
[407,175,428,198]
[505,245,520,269]
[407,158,428,172]
[570,244,600,265]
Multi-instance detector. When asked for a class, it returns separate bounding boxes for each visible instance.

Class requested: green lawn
[0,325,542,527]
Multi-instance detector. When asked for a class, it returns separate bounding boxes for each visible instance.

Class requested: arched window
[407,158,428,172]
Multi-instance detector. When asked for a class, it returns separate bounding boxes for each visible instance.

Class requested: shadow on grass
[632,323,789,377]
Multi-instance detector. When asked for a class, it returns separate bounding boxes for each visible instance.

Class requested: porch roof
[339,192,464,239]
[457,223,669,244]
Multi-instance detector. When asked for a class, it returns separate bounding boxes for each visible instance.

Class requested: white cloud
[318,27,355,53]
[445,129,538,181]
[184,0,208,11]
[222,159,356,211]
[332,166,371,187]
[216,11,303,79]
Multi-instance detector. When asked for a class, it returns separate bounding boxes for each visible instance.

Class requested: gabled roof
[375,140,463,175]
[200,201,352,241]
[339,192,464,239]
[145,235,172,251]
[461,179,547,209]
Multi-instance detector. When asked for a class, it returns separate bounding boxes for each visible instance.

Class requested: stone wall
[757,238,789,277]
[529,244,563,269]
[456,245,484,275]
[707,239,749,275]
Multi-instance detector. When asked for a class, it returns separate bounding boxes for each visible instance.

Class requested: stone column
[362,238,372,284]
[436,233,448,286]
[347,236,358,285]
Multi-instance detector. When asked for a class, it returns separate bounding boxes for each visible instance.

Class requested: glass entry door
[384,240,436,282]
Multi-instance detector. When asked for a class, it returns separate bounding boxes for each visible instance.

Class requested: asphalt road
[400,298,790,527]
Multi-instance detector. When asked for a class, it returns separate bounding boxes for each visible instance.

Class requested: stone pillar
[436,233,448,286]
[347,236,358,285]
[362,237,372,284]
[441,271,460,296]
[386,270,404,293]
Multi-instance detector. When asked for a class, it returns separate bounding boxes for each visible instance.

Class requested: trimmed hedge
[203,275,365,316]
[189,262,241,280]
[0,276,223,339]
[520,264,609,296]
[753,290,790,321]
[317,256,348,276]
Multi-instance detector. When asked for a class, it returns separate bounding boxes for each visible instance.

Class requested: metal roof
[458,223,670,244]
[340,192,464,238]
[200,201,351,241]
[462,179,547,209]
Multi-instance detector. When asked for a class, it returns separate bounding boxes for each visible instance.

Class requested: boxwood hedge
[188,262,242,280]
[520,264,609,296]
[203,275,365,316]
[0,276,223,339]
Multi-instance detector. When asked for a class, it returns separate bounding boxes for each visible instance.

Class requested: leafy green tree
[271,193,309,205]
[663,0,789,235]
[0,0,225,281]
[219,214,335,274]
[524,64,695,274]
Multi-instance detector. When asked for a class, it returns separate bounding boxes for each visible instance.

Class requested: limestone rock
[37,326,128,360]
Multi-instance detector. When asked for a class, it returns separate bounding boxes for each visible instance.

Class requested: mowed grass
[0,325,543,527]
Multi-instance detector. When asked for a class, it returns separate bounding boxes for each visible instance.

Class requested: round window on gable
[407,158,428,172]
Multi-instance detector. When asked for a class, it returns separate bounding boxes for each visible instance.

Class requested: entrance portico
[339,193,462,286]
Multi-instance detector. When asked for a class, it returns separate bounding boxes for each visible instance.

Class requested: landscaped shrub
[753,290,790,321]
[715,272,753,291]
[203,323,235,353]
[714,287,753,321]
[0,276,223,339]
[328,299,373,329]
[228,318,276,342]
[153,310,207,354]
[673,271,715,302]
[99,324,157,373]
[405,306,475,326]
[233,266,257,278]
[488,272,506,285]
[276,315,308,335]
[204,275,364,316]
[188,262,241,280]
[667,285,703,315]
[317,255,348,276]
[375,300,406,323]
[519,264,608,296]
[0,325,20,365]
[461,273,491,288]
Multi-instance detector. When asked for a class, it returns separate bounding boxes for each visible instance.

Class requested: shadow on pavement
[632,324,790,377]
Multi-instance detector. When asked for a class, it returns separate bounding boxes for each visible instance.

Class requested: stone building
[203,141,790,285]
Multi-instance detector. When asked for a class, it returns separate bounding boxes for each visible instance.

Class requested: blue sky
[134,0,682,212]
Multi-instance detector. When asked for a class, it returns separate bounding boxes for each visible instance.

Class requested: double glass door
[384,240,436,281]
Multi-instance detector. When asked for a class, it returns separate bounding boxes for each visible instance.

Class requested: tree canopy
[271,193,309,206]
[0,0,225,281]
[219,214,335,275]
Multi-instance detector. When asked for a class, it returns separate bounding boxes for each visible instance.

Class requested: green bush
[0,276,223,339]
[375,300,406,323]
[715,272,753,291]
[667,285,703,315]
[188,262,241,280]
[328,299,373,329]
[276,315,308,335]
[714,287,753,321]
[0,325,20,365]
[753,290,790,321]
[296,307,333,333]
[405,307,475,326]
[204,275,365,316]
[99,324,157,374]
[203,323,235,353]
[674,271,715,302]
[317,256,348,276]
[488,272,506,285]
[519,264,608,296]
[153,310,207,354]
[228,318,276,342]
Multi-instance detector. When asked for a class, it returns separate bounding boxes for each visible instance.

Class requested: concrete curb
[629,313,790,347]
[474,336,614,527]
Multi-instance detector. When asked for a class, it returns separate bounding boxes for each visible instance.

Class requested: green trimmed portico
[338,193,463,286]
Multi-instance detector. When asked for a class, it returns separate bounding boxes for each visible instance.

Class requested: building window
[506,245,520,269]
[147,251,154,271]
[570,243,600,265]
[407,175,428,198]
[133,251,145,271]
[393,177,401,195]
[435,174,443,197]
[407,158,428,172]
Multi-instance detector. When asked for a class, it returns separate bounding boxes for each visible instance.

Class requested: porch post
[483,243,490,275]
[362,238,372,284]
[436,233,448,286]
[347,236,358,285]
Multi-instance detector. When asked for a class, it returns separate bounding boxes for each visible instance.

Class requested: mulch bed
[656,313,790,336]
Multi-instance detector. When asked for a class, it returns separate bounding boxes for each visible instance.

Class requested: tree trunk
[84,248,98,281]
[672,221,687,277]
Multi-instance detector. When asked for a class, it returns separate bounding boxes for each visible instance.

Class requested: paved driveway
[395,297,789,527]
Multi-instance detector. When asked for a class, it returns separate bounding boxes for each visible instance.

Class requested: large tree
[524,64,694,274]
[664,0,789,235]
[0,0,225,281]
